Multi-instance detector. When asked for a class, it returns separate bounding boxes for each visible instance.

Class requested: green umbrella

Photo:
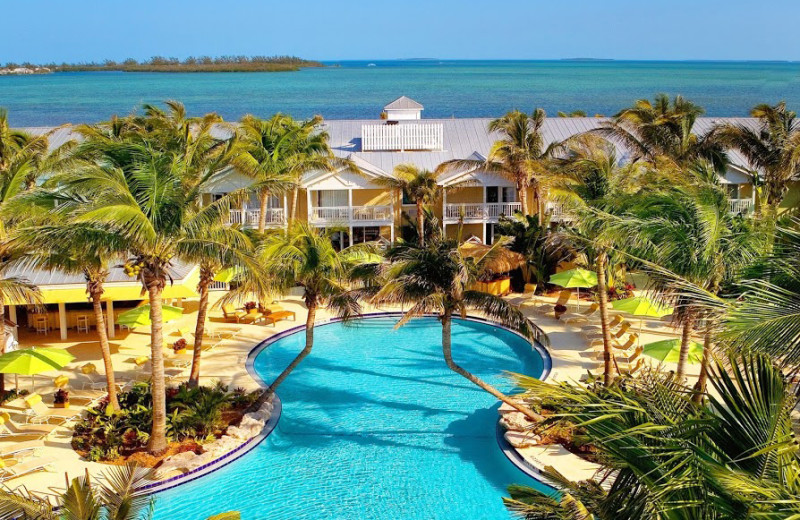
[612,296,673,342]
[213,267,241,284]
[549,268,598,311]
[0,347,75,390]
[642,338,703,364]
[118,304,184,328]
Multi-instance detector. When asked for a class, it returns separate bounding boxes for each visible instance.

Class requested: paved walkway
[3,290,685,496]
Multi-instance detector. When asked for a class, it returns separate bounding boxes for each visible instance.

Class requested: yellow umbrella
[0,347,75,391]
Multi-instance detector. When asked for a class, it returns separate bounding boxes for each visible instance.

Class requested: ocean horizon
[2,59,799,126]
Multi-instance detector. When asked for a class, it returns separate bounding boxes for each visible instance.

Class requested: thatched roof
[460,242,525,274]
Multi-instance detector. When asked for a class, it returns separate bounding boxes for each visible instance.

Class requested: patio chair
[221,304,247,323]
[260,305,296,327]
[533,290,571,314]
[591,346,643,371]
[564,302,600,324]
[0,412,59,440]
[78,363,106,390]
[0,455,56,482]
[23,394,82,425]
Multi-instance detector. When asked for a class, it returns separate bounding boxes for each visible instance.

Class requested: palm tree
[713,101,800,211]
[370,231,543,421]
[439,109,564,223]
[15,223,125,409]
[0,464,154,519]
[613,179,765,392]
[55,103,248,454]
[242,223,366,401]
[504,353,800,519]
[597,94,726,171]
[374,164,440,246]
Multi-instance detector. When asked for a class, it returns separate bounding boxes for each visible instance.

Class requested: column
[58,302,68,340]
[348,189,354,247]
[106,300,115,339]
[283,194,289,228]
[8,305,17,340]
[442,188,447,237]
[306,189,313,225]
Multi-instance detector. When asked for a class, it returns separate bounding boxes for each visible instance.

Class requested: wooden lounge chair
[533,290,572,314]
[262,310,296,327]
[0,413,59,440]
[0,455,56,482]
[239,310,264,325]
[564,302,600,324]
[221,304,248,323]
[23,394,82,425]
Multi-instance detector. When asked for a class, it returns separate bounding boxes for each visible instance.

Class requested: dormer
[383,96,423,121]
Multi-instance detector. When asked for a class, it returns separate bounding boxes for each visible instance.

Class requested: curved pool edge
[142,311,552,496]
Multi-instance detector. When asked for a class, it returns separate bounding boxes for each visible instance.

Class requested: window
[353,226,381,244]
[401,190,413,205]
[316,190,348,207]
[502,187,517,203]
[486,186,499,203]
[726,184,740,200]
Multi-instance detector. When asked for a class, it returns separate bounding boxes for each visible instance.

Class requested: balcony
[310,205,394,226]
[443,202,521,223]
[228,208,285,228]
[361,123,444,151]
[545,202,574,223]
[729,199,754,215]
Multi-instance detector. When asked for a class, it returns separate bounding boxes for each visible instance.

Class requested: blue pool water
[150,316,550,520]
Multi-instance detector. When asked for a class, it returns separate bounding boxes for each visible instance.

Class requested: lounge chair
[0,413,59,440]
[54,375,107,405]
[221,304,248,323]
[78,363,123,392]
[579,357,644,383]
[259,304,296,327]
[23,394,82,425]
[239,310,264,325]
[533,290,571,314]
[591,346,643,371]
[564,302,600,324]
[0,455,56,482]
[585,320,631,341]
[0,439,44,459]
[590,332,639,352]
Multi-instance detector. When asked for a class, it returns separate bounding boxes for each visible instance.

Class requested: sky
[2,0,798,63]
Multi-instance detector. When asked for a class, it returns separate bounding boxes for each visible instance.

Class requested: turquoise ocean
[1,60,799,126]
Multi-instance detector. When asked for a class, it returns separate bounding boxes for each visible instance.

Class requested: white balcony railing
[228,208,285,227]
[729,199,754,215]
[444,202,522,222]
[310,205,394,225]
[545,202,574,222]
[361,123,444,151]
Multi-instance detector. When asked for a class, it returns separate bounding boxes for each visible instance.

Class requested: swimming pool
[151,316,552,519]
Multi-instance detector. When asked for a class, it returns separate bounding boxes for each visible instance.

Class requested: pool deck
[3,290,688,497]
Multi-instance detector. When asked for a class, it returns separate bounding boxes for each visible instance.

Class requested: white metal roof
[383,96,424,111]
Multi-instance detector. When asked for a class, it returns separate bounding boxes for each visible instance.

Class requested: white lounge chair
[0,455,56,482]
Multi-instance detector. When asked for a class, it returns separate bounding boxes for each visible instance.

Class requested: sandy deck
[2,290,687,497]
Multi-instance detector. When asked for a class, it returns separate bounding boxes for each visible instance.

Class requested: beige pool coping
[3,290,686,497]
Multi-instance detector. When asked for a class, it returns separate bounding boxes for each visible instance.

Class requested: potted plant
[53,388,70,409]
[379,111,388,120]
[243,301,257,312]
[173,338,187,355]
[554,303,568,319]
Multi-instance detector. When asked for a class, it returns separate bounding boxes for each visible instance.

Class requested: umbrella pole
[576,288,580,312]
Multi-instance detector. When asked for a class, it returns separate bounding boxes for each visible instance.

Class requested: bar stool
[34,315,48,335]
[77,315,90,333]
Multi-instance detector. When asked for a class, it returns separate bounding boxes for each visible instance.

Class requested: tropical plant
[238,223,369,402]
[0,464,155,520]
[504,353,800,519]
[374,163,440,245]
[613,179,765,394]
[713,101,800,211]
[52,101,252,453]
[369,230,543,421]
[439,109,564,223]
[495,212,572,290]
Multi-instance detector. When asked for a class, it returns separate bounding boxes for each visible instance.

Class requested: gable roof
[384,96,424,111]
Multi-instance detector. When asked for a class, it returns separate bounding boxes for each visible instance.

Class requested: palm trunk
[441,309,542,422]
[692,323,713,404]
[595,251,614,386]
[258,191,269,233]
[534,186,543,227]
[146,282,168,455]
[0,298,5,394]
[189,269,213,388]
[263,302,316,400]
[416,198,425,246]
[89,290,119,410]
[290,188,299,225]
[518,182,529,217]
[675,313,694,381]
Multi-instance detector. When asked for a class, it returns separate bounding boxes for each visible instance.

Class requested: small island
[0,55,323,75]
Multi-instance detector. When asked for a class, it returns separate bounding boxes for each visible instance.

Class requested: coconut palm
[713,101,800,211]
[597,94,727,172]
[0,464,155,520]
[438,109,564,223]
[374,164,440,246]
[504,353,800,519]
[612,179,765,393]
[370,231,543,421]
[241,223,368,401]
[54,103,250,454]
